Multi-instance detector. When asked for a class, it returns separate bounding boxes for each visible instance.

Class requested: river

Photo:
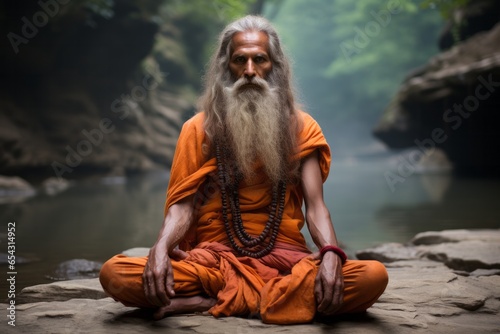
[1,154,499,296]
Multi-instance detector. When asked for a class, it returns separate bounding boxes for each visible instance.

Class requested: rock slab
[2,229,500,333]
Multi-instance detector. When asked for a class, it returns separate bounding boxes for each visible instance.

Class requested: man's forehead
[231,31,270,53]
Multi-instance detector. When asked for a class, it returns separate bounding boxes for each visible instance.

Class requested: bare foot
[153,296,217,320]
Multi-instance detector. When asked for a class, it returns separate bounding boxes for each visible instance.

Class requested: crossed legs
[99,254,387,319]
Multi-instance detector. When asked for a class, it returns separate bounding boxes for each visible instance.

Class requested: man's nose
[244,59,255,78]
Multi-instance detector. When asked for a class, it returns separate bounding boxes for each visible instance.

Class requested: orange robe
[100,111,388,324]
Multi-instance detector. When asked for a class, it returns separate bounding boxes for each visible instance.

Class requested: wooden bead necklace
[216,143,286,258]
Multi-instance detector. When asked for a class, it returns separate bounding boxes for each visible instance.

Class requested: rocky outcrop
[16,279,107,305]
[46,259,103,281]
[0,174,72,203]
[373,1,500,175]
[2,229,499,333]
[357,229,500,272]
[0,175,35,203]
[438,0,500,50]
[0,1,196,181]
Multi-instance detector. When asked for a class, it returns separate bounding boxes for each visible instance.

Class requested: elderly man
[100,15,388,324]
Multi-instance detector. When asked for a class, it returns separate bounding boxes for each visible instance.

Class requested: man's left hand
[314,251,344,315]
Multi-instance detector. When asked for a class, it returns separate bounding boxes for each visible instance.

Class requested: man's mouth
[239,82,262,90]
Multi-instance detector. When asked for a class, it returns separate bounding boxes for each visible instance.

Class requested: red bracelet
[320,245,347,265]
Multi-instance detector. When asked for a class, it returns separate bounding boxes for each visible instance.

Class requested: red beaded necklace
[216,143,286,258]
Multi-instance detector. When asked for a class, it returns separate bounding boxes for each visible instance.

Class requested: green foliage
[161,0,256,22]
[420,0,470,19]
[269,0,444,133]
[420,0,470,45]
[146,0,256,91]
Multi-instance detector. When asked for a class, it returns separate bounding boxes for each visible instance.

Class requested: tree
[268,0,444,152]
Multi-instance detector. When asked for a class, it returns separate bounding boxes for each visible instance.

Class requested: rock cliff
[0,1,198,181]
[373,0,500,175]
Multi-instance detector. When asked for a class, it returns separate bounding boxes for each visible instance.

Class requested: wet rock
[4,229,500,333]
[413,148,453,174]
[470,269,500,277]
[356,243,419,262]
[411,229,500,245]
[358,229,500,272]
[47,259,103,281]
[420,240,500,271]
[0,175,36,203]
[0,2,195,180]
[0,175,33,191]
[41,177,71,196]
[17,279,106,304]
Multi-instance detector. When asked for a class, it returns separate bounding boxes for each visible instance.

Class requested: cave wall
[0,0,197,182]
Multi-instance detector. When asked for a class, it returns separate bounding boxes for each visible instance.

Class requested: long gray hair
[199,15,300,181]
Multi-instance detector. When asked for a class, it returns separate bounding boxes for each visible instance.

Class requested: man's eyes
[234,56,246,63]
[254,56,266,63]
[233,56,267,64]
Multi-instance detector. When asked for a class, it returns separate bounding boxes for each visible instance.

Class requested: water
[1,156,499,296]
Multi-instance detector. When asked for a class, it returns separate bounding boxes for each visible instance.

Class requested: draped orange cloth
[100,111,388,324]
[165,111,331,252]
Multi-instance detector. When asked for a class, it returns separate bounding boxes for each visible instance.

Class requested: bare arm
[301,152,339,249]
[142,195,195,307]
[301,151,344,315]
[155,196,195,253]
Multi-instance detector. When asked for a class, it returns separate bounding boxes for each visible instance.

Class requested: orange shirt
[164,111,331,252]
[100,116,387,324]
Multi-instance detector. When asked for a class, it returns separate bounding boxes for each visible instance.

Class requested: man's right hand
[142,245,175,307]
[142,197,194,307]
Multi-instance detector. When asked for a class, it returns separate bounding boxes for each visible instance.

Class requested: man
[100,15,388,324]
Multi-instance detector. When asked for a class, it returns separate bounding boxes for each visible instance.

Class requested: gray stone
[5,228,500,333]
[42,177,71,196]
[0,175,34,191]
[470,269,500,277]
[383,259,446,270]
[18,278,106,304]
[47,259,103,281]
[356,243,419,262]
[360,229,500,272]
[122,247,150,257]
[0,175,36,203]
[420,240,500,271]
[413,148,453,174]
[411,229,500,245]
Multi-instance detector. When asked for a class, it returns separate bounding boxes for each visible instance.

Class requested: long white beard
[223,77,286,183]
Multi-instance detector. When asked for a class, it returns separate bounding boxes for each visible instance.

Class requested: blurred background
[0,0,499,293]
